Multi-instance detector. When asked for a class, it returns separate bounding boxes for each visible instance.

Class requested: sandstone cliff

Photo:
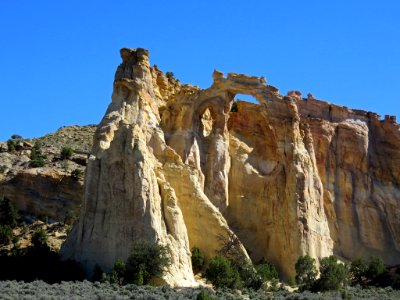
[60,49,248,286]
[5,48,397,285]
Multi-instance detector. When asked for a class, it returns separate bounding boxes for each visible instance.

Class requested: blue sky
[1,1,399,141]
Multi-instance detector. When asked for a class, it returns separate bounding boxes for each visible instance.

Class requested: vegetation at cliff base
[0,197,18,246]
[205,256,241,289]
[191,246,205,273]
[295,255,318,291]
[317,255,348,291]
[99,240,171,286]
[0,280,399,299]
[0,196,399,298]
[0,196,18,228]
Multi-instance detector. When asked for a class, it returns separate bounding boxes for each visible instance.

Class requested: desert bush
[366,256,387,280]
[31,228,48,249]
[109,259,126,284]
[350,257,368,286]
[191,247,205,272]
[234,258,263,290]
[255,258,279,282]
[295,255,318,291]
[71,168,83,180]
[0,225,14,245]
[0,279,399,299]
[197,289,216,300]
[6,139,17,152]
[30,141,46,167]
[317,255,348,291]
[124,240,170,285]
[0,197,18,228]
[205,255,240,289]
[349,256,389,287]
[11,134,22,140]
[288,276,297,287]
[61,146,74,160]
[165,71,175,80]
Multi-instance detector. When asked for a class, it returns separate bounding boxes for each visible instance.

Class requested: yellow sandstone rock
[60,48,400,285]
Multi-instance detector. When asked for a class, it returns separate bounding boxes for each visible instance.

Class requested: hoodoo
[61,48,400,285]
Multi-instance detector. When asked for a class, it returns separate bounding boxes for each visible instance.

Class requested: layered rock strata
[61,48,400,284]
[0,125,94,221]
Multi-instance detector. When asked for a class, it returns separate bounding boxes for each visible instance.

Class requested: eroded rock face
[60,48,247,286]
[0,125,94,222]
[1,168,82,220]
[60,48,400,284]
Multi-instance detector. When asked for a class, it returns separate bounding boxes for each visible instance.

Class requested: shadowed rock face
[60,48,400,285]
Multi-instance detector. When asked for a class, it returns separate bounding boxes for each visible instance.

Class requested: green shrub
[7,139,17,152]
[196,289,215,300]
[31,228,48,249]
[0,197,18,228]
[205,256,240,289]
[30,141,46,167]
[124,240,170,285]
[110,259,126,284]
[295,255,318,291]
[235,258,262,290]
[11,134,22,140]
[255,258,279,282]
[366,256,386,280]
[30,156,45,167]
[165,72,175,80]
[288,276,297,287]
[349,256,389,287]
[317,255,348,291]
[71,169,83,181]
[191,247,205,272]
[0,225,14,245]
[60,147,74,160]
[350,258,368,286]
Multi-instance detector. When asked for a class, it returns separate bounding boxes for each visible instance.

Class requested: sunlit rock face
[61,48,400,284]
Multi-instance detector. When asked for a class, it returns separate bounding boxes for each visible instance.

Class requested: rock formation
[54,48,400,285]
[0,125,95,221]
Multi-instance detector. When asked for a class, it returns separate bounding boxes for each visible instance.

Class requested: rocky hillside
[53,48,400,286]
[0,125,96,221]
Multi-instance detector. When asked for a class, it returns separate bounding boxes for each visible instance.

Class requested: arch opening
[231,94,259,113]
[234,94,258,104]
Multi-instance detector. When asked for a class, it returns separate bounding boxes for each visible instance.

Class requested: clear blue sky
[1,1,399,141]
